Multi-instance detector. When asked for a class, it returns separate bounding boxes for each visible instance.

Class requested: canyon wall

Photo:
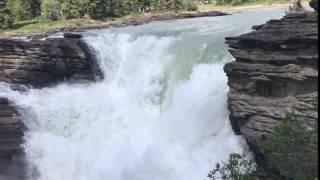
[0,36,101,88]
[0,35,100,180]
[224,1,318,177]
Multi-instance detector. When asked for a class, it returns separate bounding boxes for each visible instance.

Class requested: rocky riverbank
[0,34,101,179]
[0,35,101,87]
[1,10,228,40]
[224,0,318,177]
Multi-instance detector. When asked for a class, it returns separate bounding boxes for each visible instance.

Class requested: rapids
[0,8,285,180]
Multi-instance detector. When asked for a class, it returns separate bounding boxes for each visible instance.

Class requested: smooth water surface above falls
[0,8,284,180]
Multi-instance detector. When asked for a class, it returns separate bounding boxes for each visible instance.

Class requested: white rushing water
[0,8,284,180]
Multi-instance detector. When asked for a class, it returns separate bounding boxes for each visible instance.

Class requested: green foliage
[0,0,14,29]
[166,0,184,12]
[183,0,198,11]
[6,0,31,21]
[215,0,249,6]
[61,0,81,19]
[208,153,256,180]
[214,0,289,6]
[41,0,61,20]
[3,0,199,22]
[29,0,42,17]
[260,113,318,179]
[5,0,40,21]
[87,0,107,19]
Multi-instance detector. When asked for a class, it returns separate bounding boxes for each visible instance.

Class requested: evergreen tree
[87,0,106,19]
[41,0,61,20]
[166,0,183,12]
[29,0,41,17]
[78,0,90,17]
[113,0,125,17]
[10,0,32,21]
[61,0,81,19]
[0,0,13,29]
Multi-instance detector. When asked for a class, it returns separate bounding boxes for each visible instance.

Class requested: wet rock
[224,10,318,177]
[0,36,102,179]
[63,33,83,39]
[0,37,102,88]
[310,0,318,11]
[0,97,26,180]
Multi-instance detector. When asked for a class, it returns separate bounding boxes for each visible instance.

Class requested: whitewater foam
[0,8,285,180]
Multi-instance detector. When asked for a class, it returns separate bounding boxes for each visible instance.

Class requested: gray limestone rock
[224,11,318,178]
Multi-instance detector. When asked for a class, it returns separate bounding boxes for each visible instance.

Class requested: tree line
[0,0,199,29]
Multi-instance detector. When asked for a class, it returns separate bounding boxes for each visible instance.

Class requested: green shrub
[183,0,198,11]
[208,153,256,180]
[7,0,31,21]
[260,113,318,179]
[215,0,249,6]
[41,0,61,20]
[0,0,13,29]
[87,1,107,20]
[61,1,81,19]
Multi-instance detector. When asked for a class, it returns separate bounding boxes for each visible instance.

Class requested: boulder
[310,0,318,11]
[63,33,83,39]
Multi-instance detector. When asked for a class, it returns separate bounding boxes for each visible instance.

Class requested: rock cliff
[224,3,318,178]
[0,34,101,179]
[0,36,101,88]
[0,97,25,180]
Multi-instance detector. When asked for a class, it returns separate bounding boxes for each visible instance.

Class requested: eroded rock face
[310,0,318,11]
[224,11,318,177]
[0,97,26,180]
[0,36,102,88]
[0,35,101,179]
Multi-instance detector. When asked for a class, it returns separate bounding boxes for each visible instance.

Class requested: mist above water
[0,8,285,180]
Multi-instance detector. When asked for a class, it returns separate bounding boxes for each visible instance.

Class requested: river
[0,8,285,180]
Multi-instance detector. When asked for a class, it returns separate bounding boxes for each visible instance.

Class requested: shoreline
[0,11,229,39]
[0,2,308,39]
[213,3,288,12]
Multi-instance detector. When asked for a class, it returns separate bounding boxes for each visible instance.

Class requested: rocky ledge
[0,35,101,88]
[224,2,318,178]
[0,34,101,179]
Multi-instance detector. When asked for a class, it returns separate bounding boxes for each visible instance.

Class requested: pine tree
[87,0,106,19]
[0,0,13,29]
[61,0,81,19]
[41,0,61,20]
[10,0,32,21]
[166,0,183,12]
[29,0,41,17]
[113,0,125,17]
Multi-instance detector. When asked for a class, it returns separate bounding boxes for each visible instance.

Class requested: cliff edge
[224,0,318,177]
[0,34,101,179]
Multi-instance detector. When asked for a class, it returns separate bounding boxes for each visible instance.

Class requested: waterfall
[0,8,285,180]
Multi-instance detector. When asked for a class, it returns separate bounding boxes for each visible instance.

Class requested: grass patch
[1,18,104,34]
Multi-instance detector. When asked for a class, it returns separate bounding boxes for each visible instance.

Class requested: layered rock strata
[224,4,318,178]
[0,36,101,88]
[0,34,100,179]
[0,98,25,180]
